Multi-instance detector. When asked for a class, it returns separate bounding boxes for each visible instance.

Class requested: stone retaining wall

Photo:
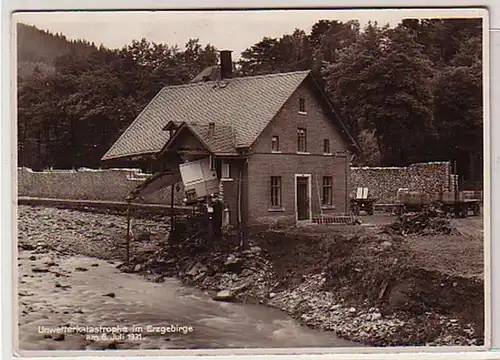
[18,162,458,206]
[17,168,185,205]
[350,162,452,204]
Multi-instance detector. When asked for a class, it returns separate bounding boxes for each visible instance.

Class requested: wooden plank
[362,187,368,199]
[356,187,363,199]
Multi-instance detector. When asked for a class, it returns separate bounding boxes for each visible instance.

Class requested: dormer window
[299,98,306,113]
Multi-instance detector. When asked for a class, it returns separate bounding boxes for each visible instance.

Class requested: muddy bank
[122,219,484,347]
[17,206,360,350]
[258,229,483,346]
[17,205,484,347]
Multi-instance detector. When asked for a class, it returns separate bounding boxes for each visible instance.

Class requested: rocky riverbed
[139,227,482,347]
[17,205,169,259]
[17,205,484,348]
[17,207,362,351]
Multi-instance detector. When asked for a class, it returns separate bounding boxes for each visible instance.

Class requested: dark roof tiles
[188,123,237,154]
[102,70,310,160]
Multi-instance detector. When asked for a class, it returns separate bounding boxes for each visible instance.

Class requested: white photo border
[1,1,497,359]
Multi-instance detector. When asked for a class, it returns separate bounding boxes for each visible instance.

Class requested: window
[297,128,307,152]
[299,98,306,113]
[323,139,331,154]
[221,162,231,179]
[270,176,282,207]
[223,208,230,226]
[322,176,333,206]
[209,155,215,170]
[272,135,280,152]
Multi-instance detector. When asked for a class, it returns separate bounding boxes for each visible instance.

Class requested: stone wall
[17,162,459,207]
[17,168,185,205]
[350,162,452,204]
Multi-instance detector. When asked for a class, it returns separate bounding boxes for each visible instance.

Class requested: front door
[296,176,310,221]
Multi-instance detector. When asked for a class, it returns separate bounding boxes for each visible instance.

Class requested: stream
[18,251,360,351]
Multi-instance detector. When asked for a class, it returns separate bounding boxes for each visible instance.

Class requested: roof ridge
[190,122,234,129]
[158,70,311,91]
[231,70,311,81]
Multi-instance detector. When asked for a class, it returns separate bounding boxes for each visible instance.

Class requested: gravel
[17,205,484,347]
[17,205,170,260]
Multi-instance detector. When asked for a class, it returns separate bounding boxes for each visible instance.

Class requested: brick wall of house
[246,79,351,226]
[241,161,250,229]
[247,154,349,226]
[252,78,348,155]
[220,159,244,228]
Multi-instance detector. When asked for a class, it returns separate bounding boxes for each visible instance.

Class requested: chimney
[220,50,233,79]
[208,122,215,136]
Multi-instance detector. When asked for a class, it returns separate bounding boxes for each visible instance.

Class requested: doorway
[295,174,311,221]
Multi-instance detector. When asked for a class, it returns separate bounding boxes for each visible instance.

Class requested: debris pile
[387,209,458,236]
[117,216,276,303]
[268,273,407,345]
[17,205,483,347]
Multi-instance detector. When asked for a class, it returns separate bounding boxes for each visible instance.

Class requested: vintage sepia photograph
[13,8,487,353]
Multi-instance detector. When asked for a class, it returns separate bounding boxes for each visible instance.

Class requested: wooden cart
[438,190,481,217]
[350,187,377,216]
[395,188,481,218]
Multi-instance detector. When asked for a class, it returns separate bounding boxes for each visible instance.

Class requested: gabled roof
[190,65,220,83]
[101,70,311,161]
[189,123,237,155]
[162,122,238,155]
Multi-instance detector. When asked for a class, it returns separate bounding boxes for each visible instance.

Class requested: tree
[322,22,388,141]
[18,71,57,168]
[433,35,482,183]
[310,20,360,69]
[118,38,218,101]
[238,21,360,76]
[17,34,219,169]
[401,18,482,67]
[323,23,436,165]
[238,37,283,75]
[356,129,382,166]
[276,29,313,71]
[450,35,482,67]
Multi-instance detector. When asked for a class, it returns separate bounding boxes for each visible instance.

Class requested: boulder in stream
[213,290,234,302]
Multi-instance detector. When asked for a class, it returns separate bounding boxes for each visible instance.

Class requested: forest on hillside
[16,18,483,185]
[17,24,99,78]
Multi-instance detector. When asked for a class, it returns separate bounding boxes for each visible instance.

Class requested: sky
[13,9,485,59]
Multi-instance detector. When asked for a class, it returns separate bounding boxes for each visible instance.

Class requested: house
[102,50,359,230]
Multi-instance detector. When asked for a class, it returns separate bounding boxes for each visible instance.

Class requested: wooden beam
[177,150,210,155]
[126,200,131,264]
